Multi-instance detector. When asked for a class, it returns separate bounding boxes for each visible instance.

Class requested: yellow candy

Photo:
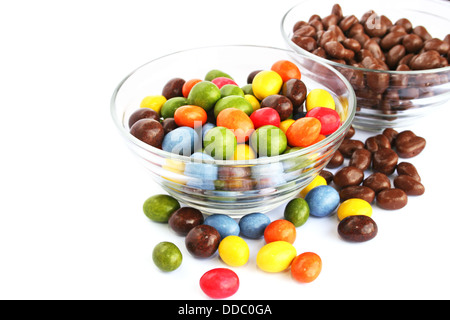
[256,241,297,273]
[218,236,250,267]
[337,198,373,221]
[300,175,327,198]
[252,71,283,101]
[140,95,167,114]
[244,94,261,112]
[162,159,187,185]
[233,144,256,161]
[306,89,335,112]
[279,119,295,134]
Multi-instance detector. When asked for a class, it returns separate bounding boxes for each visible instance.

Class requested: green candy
[284,198,310,227]
[187,81,221,112]
[241,84,254,95]
[203,126,237,160]
[143,194,180,223]
[250,125,287,157]
[152,242,183,272]
[205,69,233,81]
[220,84,244,98]
[214,96,253,117]
[161,97,188,119]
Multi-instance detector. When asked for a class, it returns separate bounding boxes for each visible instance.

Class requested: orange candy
[182,79,202,98]
[174,105,207,128]
[264,219,296,244]
[286,117,322,148]
[291,252,322,283]
[271,60,302,83]
[216,108,255,143]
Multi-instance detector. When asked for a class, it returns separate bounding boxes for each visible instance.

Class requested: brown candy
[413,26,432,41]
[292,35,317,52]
[372,148,398,175]
[324,41,355,61]
[343,38,362,53]
[338,215,378,242]
[395,18,413,33]
[394,175,425,195]
[339,186,375,203]
[424,38,450,55]
[402,34,424,53]
[395,130,426,158]
[396,162,421,182]
[162,118,178,134]
[386,44,406,69]
[333,166,365,188]
[338,139,365,158]
[409,50,442,70]
[130,119,164,148]
[282,79,307,110]
[349,148,372,171]
[364,13,388,38]
[260,94,293,121]
[185,225,221,258]
[363,172,391,194]
[376,188,408,210]
[327,150,344,169]
[218,166,253,192]
[331,4,343,20]
[382,128,398,145]
[319,170,334,185]
[294,25,317,38]
[345,125,355,139]
[365,134,391,153]
[381,31,406,51]
[169,207,204,236]
[218,166,251,180]
[339,15,358,32]
[162,78,185,100]
[129,108,160,128]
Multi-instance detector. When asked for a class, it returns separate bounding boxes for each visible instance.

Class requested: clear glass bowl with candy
[111,45,356,217]
[281,0,450,131]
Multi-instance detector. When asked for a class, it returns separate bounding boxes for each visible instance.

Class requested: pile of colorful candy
[146,194,322,299]
[128,60,342,162]
[144,126,426,299]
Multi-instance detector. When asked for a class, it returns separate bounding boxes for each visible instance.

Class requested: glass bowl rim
[110,44,357,166]
[281,0,450,75]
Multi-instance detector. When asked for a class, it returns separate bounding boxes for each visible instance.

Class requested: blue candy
[162,126,199,156]
[239,213,271,239]
[305,185,340,217]
[184,152,218,180]
[204,214,240,239]
[202,123,216,141]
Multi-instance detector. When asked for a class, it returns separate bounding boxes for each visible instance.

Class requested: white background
[1,0,450,300]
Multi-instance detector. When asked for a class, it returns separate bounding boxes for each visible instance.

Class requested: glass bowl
[281,0,450,131]
[111,45,356,217]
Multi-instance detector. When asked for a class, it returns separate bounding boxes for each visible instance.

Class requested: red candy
[306,107,341,135]
[250,107,281,129]
[211,77,238,89]
[199,268,240,299]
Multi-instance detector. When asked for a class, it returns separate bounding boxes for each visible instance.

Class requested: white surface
[1,0,449,300]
